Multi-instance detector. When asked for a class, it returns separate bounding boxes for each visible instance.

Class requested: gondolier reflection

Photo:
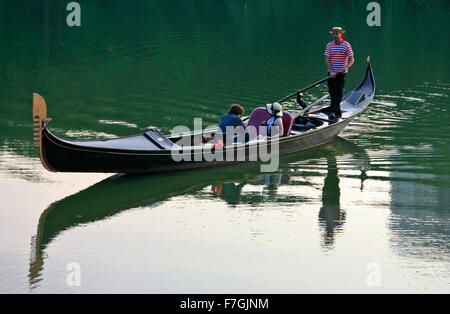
[319,156,345,249]
[325,27,354,122]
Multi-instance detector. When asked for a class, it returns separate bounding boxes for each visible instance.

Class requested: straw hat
[329,26,346,33]
[266,102,283,117]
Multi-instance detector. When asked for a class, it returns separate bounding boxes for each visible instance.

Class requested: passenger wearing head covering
[264,102,284,138]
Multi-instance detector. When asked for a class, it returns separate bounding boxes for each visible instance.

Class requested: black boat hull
[41,120,348,173]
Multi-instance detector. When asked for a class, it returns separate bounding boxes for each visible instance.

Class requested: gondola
[32,57,374,174]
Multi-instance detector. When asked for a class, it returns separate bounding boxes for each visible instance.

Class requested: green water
[0,0,449,293]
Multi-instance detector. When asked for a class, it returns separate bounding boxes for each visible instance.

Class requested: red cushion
[247,107,293,137]
[247,108,271,136]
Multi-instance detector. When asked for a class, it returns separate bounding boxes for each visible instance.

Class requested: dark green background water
[0,0,449,293]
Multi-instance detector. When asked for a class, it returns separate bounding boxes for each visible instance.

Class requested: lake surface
[0,0,449,293]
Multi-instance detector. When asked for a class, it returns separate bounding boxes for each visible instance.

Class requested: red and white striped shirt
[324,40,353,73]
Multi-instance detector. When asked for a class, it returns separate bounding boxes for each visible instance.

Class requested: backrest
[247,108,271,137]
[247,107,294,138]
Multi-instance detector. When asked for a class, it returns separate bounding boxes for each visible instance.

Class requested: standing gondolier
[325,27,354,122]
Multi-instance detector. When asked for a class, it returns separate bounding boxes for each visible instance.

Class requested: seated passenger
[219,104,246,133]
[219,104,248,144]
[264,102,284,138]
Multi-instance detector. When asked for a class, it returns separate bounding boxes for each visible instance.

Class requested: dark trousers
[327,72,346,116]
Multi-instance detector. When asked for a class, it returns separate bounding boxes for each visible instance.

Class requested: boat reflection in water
[29,137,369,288]
[211,174,292,205]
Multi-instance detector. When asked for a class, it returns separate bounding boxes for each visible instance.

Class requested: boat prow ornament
[33,93,52,146]
[32,93,56,172]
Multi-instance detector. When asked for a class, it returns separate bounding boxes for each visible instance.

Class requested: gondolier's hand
[330,71,336,78]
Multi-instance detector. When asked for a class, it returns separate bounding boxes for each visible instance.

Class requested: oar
[277,76,330,103]
[293,93,329,119]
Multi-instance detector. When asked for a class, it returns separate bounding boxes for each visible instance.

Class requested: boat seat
[247,107,294,139]
[143,129,174,150]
